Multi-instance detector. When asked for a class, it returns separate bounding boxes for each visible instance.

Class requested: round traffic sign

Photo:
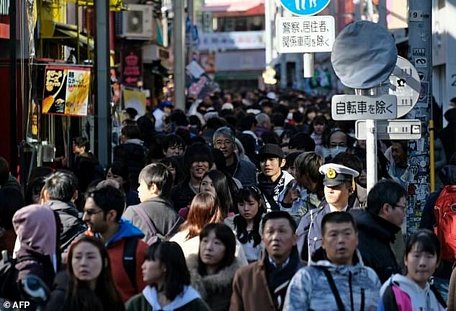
[331,21,397,89]
[277,0,331,16]
[388,56,421,117]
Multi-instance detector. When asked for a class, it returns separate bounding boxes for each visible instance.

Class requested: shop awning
[42,21,94,50]
[66,0,126,11]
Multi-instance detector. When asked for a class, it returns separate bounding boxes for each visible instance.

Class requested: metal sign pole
[303,53,314,78]
[355,88,378,192]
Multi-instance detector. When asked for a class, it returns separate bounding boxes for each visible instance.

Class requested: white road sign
[331,94,397,121]
[277,16,335,53]
[355,119,422,140]
[388,56,421,117]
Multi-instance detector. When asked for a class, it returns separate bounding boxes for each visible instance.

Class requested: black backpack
[0,251,36,301]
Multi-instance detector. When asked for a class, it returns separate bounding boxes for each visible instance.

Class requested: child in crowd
[225,187,265,263]
[378,229,446,311]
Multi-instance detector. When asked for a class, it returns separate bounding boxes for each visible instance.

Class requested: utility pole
[173,0,185,111]
[94,0,111,167]
[10,0,17,174]
[406,0,432,233]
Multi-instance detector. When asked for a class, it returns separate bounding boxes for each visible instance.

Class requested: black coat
[351,209,401,283]
[113,141,147,189]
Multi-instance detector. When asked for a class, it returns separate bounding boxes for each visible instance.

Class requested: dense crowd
[1,89,456,311]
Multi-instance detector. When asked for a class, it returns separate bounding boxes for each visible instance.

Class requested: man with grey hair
[213,126,257,187]
[255,113,272,138]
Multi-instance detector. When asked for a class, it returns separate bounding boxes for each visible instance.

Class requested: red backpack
[434,185,456,262]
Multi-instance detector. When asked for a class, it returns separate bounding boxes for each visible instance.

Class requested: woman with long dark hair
[46,236,124,311]
[199,170,235,217]
[187,224,245,310]
[126,241,209,311]
[225,187,265,263]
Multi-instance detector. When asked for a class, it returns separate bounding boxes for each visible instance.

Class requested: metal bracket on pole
[355,88,378,192]
[303,53,314,78]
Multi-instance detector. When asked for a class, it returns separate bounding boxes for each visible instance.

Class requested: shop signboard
[42,65,91,117]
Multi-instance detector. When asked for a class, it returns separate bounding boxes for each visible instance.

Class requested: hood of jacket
[46,200,80,217]
[142,285,201,311]
[187,253,244,299]
[380,274,443,310]
[353,209,400,242]
[106,219,144,246]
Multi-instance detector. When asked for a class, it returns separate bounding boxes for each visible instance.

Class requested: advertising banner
[42,65,91,116]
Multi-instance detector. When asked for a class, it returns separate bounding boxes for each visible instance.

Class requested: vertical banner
[122,47,142,87]
[42,65,91,116]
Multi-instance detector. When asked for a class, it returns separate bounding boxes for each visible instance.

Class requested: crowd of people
[1,89,456,311]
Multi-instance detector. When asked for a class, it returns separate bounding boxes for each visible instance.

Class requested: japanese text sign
[277,16,335,53]
[331,94,397,121]
[42,65,91,117]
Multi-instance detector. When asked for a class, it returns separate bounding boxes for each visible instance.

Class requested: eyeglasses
[393,204,407,211]
[83,209,104,216]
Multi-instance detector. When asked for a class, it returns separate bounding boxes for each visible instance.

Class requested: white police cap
[319,163,360,186]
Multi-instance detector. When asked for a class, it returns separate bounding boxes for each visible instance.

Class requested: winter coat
[449,267,456,311]
[284,251,381,311]
[351,209,401,283]
[103,219,149,302]
[170,180,198,213]
[258,171,294,212]
[72,154,103,193]
[297,200,357,261]
[379,274,446,311]
[230,156,258,188]
[230,248,303,311]
[45,270,68,311]
[47,200,87,252]
[113,139,147,189]
[126,285,210,311]
[187,254,245,311]
[123,197,183,242]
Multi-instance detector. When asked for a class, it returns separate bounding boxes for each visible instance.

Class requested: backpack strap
[123,237,139,293]
[316,266,345,311]
[430,283,447,309]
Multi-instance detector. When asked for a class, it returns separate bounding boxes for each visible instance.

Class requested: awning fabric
[66,0,126,11]
[52,22,94,50]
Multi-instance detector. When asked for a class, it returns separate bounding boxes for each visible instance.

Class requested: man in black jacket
[42,170,87,253]
[351,179,407,283]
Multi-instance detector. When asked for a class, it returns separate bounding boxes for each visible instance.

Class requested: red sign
[122,48,142,87]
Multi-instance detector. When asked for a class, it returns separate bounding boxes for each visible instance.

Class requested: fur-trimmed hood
[187,253,245,299]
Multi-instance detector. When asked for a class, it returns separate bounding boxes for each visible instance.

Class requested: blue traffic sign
[278,0,331,16]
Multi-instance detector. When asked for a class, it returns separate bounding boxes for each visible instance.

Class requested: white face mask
[323,146,347,159]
